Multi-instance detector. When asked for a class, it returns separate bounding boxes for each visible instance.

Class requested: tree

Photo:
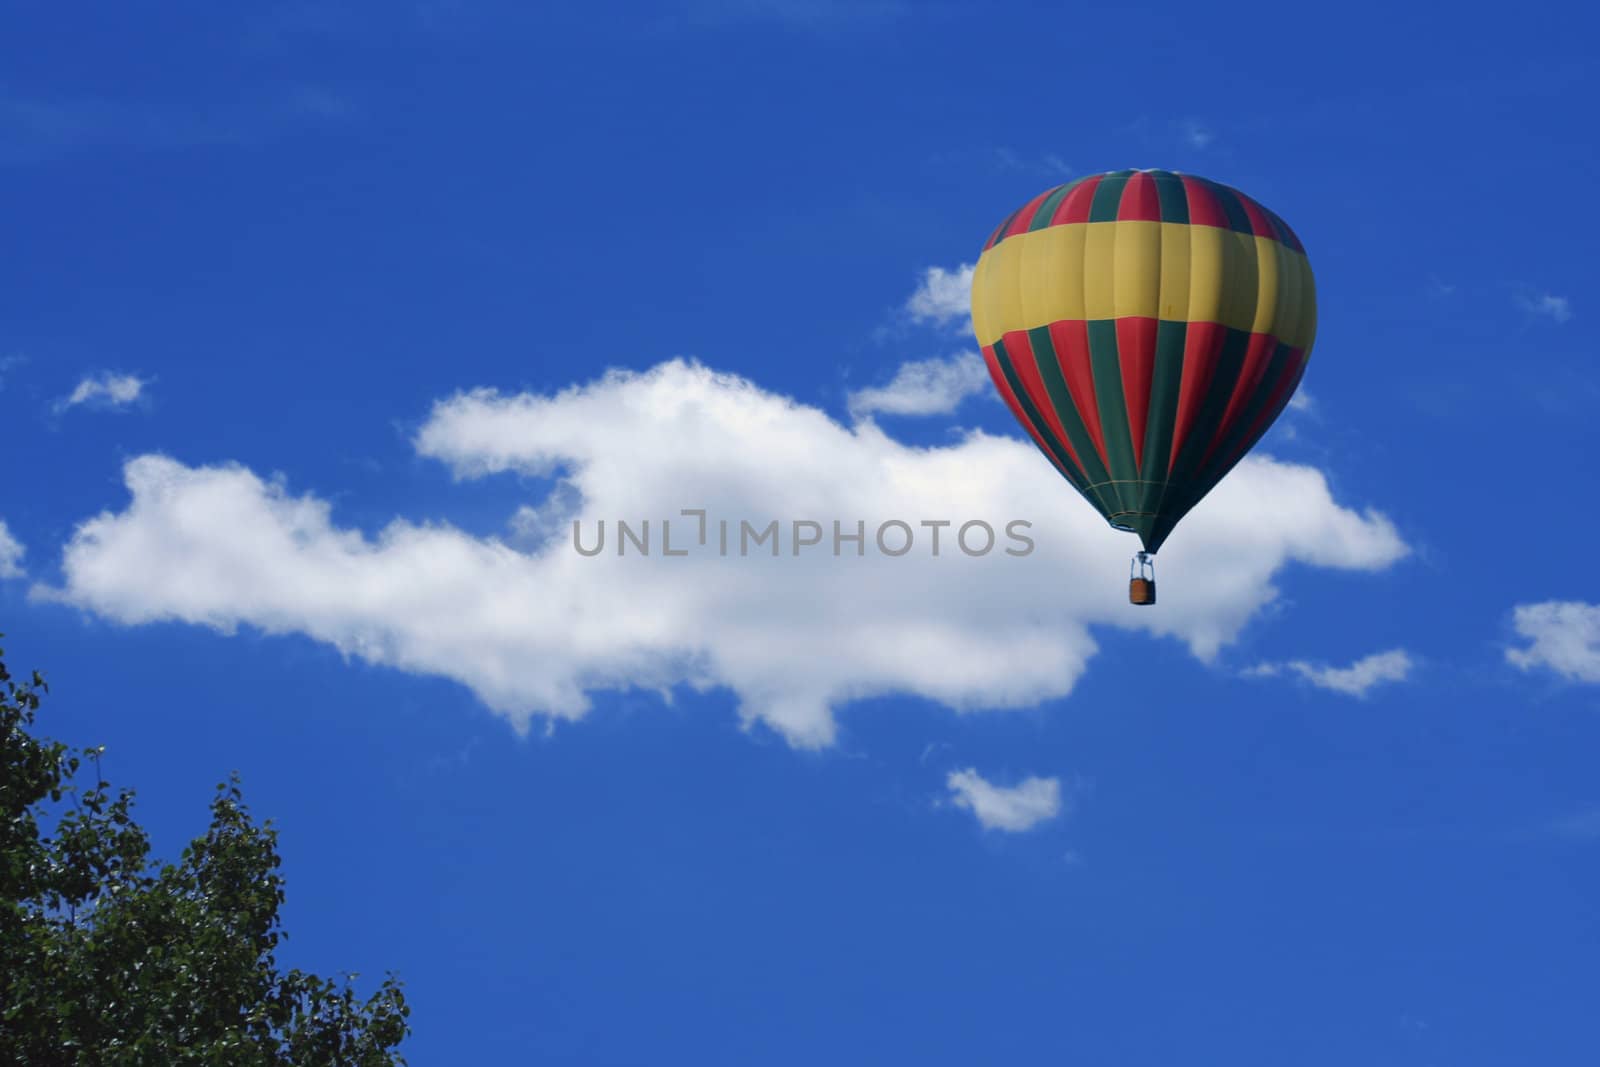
[0,638,411,1065]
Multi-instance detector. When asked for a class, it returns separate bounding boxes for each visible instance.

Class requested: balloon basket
[1129,552,1156,606]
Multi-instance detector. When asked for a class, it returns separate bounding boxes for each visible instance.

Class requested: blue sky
[5,1,1600,1063]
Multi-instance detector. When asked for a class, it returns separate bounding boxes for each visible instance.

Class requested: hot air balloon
[969,169,1316,605]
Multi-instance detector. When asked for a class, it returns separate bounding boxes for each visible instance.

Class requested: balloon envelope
[969,169,1316,553]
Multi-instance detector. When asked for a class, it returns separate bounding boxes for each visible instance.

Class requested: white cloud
[1518,292,1573,323]
[905,264,975,331]
[40,359,1407,748]
[55,372,147,413]
[0,520,24,579]
[1287,388,1314,413]
[1507,601,1600,683]
[946,768,1061,832]
[847,353,990,419]
[1246,648,1413,697]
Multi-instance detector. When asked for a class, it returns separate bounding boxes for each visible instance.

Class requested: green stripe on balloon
[1027,179,1082,232]
[1198,177,1255,234]
[1022,325,1119,515]
[990,336,1102,509]
[1163,327,1252,517]
[1196,341,1296,482]
[1152,171,1190,225]
[1137,319,1188,517]
[1087,172,1132,223]
[1085,319,1141,518]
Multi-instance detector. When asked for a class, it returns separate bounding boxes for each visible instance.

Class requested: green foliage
[0,638,411,1065]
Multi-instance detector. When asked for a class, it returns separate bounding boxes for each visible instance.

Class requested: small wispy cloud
[0,520,25,579]
[1507,600,1600,683]
[1245,648,1414,697]
[1123,116,1216,154]
[924,147,1071,182]
[905,264,975,331]
[1181,119,1214,149]
[0,89,356,165]
[946,768,1062,832]
[675,0,909,28]
[0,354,25,393]
[992,147,1073,178]
[1517,292,1573,323]
[1549,808,1600,842]
[55,372,148,414]
[1288,389,1314,413]
[847,353,990,419]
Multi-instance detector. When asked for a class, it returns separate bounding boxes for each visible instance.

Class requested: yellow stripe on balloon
[971,221,1317,350]
[969,253,992,346]
[1017,219,1083,325]
[1157,222,1191,322]
[1113,220,1162,318]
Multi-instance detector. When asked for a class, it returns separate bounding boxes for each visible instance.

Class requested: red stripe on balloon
[1002,188,1056,241]
[1046,319,1111,471]
[1237,194,1279,239]
[1180,174,1229,229]
[1115,316,1158,469]
[1116,172,1162,222]
[1168,321,1227,468]
[1197,331,1280,470]
[1003,329,1092,476]
[1051,176,1102,225]
[1215,348,1306,473]
[982,344,1081,483]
